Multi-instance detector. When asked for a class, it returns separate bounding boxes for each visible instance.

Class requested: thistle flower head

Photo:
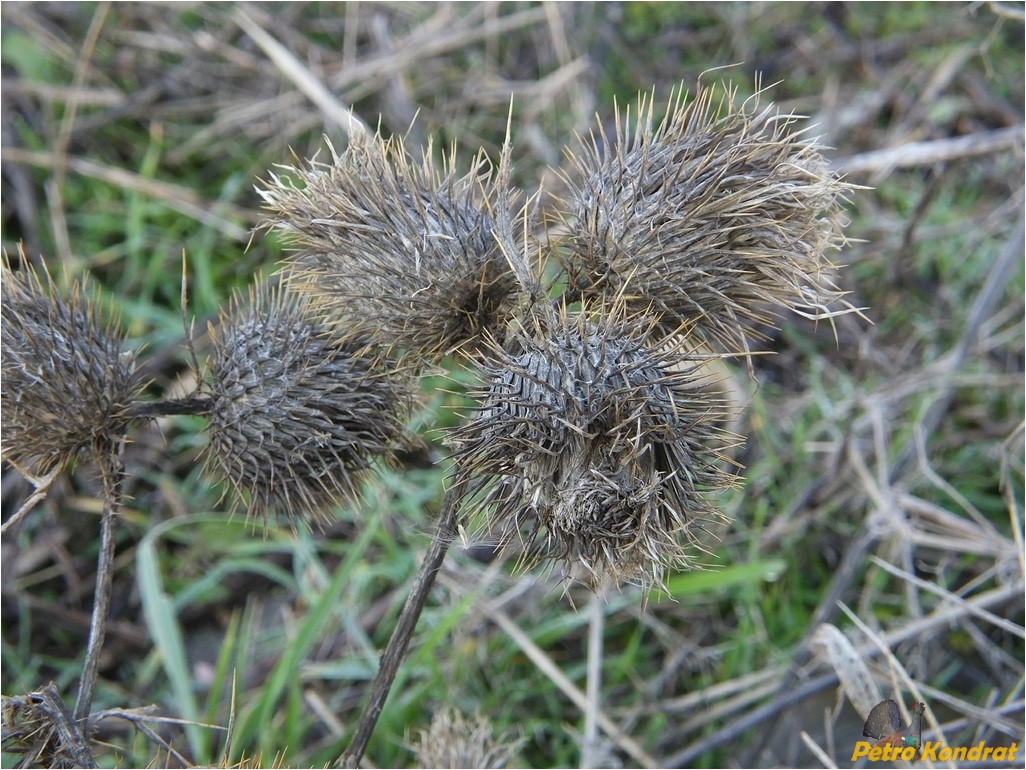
[413,708,521,769]
[450,302,737,588]
[203,283,412,523]
[1,256,142,479]
[258,134,523,363]
[557,84,855,355]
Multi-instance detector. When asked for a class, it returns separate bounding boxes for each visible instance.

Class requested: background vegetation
[2,2,1023,767]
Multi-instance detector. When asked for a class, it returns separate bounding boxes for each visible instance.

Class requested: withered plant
[2,83,857,768]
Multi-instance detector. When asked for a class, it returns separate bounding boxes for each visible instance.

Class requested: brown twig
[73,440,125,723]
[337,486,462,768]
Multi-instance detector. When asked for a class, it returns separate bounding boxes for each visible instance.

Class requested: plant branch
[337,486,462,768]
[581,586,606,769]
[0,466,61,536]
[125,395,215,419]
[3,683,98,768]
[73,439,125,723]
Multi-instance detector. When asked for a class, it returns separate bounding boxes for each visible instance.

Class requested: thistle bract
[259,135,523,363]
[451,304,737,587]
[558,85,854,354]
[414,708,520,770]
[1,257,141,479]
[204,284,411,523]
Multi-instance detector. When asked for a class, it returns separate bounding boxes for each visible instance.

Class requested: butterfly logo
[863,699,925,752]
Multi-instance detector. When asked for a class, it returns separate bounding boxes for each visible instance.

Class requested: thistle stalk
[338,487,463,768]
[73,440,126,722]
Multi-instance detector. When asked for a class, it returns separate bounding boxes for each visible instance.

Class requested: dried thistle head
[258,134,523,363]
[412,707,521,769]
[203,283,412,523]
[1,255,142,480]
[450,302,738,588]
[557,84,856,355]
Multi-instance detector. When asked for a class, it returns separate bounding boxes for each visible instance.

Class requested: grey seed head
[451,303,738,588]
[203,283,412,523]
[414,708,521,770]
[557,84,856,355]
[258,135,524,363]
[1,257,142,478]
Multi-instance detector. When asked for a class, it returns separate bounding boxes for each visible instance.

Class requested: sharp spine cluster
[451,304,737,587]
[557,85,854,355]
[255,83,855,585]
[259,135,524,363]
[203,283,412,522]
[1,256,142,479]
[5,83,855,583]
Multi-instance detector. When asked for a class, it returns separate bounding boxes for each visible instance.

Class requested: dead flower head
[451,302,738,588]
[557,84,856,355]
[203,283,412,523]
[258,134,523,363]
[1,256,142,480]
[413,707,521,769]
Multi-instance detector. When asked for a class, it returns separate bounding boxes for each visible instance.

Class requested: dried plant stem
[233,7,370,142]
[125,395,214,420]
[74,439,125,722]
[581,586,606,769]
[0,467,60,536]
[4,683,98,768]
[831,125,1024,177]
[338,487,462,769]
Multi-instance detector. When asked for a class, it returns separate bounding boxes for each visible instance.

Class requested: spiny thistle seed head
[413,707,521,769]
[203,283,412,523]
[258,134,523,363]
[557,84,856,354]
[1,256,142,479]
[451,303,738,588]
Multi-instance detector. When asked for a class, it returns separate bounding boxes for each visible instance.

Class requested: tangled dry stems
[0,6,1017,759]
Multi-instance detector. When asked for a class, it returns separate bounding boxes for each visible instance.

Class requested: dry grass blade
[88,706,228,767]
[837,603,946,748]
[831,125,1025,178]
[0,467,61,537]
[811,623,882,719]
[233,8,369,142]
[868,556,1024,639]
[0,147,256,241]
[799,730,838,769]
